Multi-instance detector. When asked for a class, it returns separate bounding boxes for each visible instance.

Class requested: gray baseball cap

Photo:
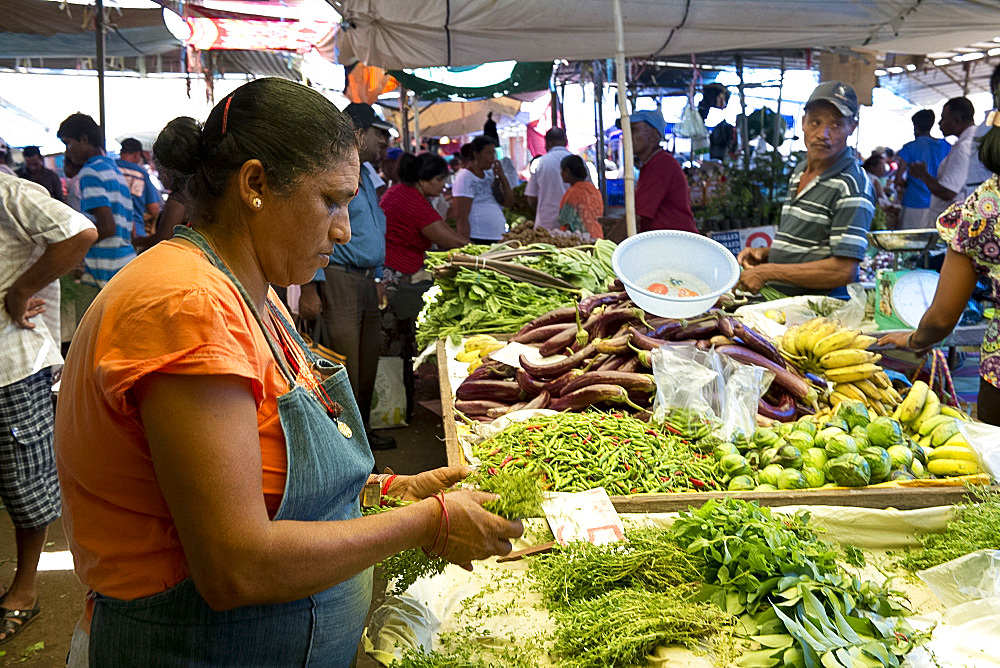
[805,81,859,120]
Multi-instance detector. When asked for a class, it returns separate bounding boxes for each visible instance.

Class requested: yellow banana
[829,391,853,406]
[852,334,878,350]
[869,401,889,417]
[804,321,841,355]
[931,419,962,447]
[852,378,882,402]
[464,335,499,352]
[899,381,929,424]
[887,386,904,404]
[927,458,981,476]
[878,388,899,407]
[911,391,941,433]
[781,327,802,357]
[812,329,860,359]
[466,358,483,373]
[918,433,934,449]
[455,350,482,363]
[928,444,978,462]
[477,342,505,357]
[835,383,868,403]
[891,403,904,420]
[940,405,971,421]
[942,433,971,448]
[918,414,953,438]
[824,363,880,383]
[872,371,891,390]
[819,349,878,369]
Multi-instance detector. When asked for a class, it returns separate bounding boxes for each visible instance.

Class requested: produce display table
[436,340,987,512]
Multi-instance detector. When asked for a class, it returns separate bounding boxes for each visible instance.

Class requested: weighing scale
[874,269,940,330]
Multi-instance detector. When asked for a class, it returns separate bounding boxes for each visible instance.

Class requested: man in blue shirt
[308,102,395,450]
[895,110,950,230]
[116,137,162,239]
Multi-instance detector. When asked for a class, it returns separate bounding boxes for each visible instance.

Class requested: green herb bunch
[668,498,927,667]
[530,527,703,607]
[900,485,1000,572]
[465,468,544,519]
[363,503,447,596]
[390,648,491,668]
[550,586,735,668]
[472,410,720,494]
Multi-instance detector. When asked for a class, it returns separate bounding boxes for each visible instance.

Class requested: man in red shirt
[609,109,698,234]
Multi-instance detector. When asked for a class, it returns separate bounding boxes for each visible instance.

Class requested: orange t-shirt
[54,239,292,602]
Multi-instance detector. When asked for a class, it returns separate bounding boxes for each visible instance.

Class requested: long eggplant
[455,379,523,402]
[594,333,631,355]
[629,326,675,351]
[560,371,656,396]
[519,342,596,380]
[718,316,785,368]
[521,390,551,410]
[668,318,719,341]
[598,354,629,371]
[547,384,643,412]
[715,344,810,399]
[465,359,513,382]
[589,306,648,339]
[454,399,508,415]
[619,356,643,373]
[650,319,684,339]
[538,323,583,357]
[512,322,575,344]
[486,401,528,419]
[758,392,796,422]
[515,368,545,396]
[542,369,584,395]
[577,291,626,319]
[514,306,577,338]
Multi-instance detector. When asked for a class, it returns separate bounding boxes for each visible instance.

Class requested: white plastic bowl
[612,230,740,318]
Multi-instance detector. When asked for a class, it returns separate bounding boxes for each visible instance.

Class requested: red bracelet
[379,475,400,505]
[422,493,449,558]
[432,493,450,558]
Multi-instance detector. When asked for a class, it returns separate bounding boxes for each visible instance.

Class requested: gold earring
[252,197,263,209]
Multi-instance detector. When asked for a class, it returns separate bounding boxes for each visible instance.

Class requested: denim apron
[88,227,376,667]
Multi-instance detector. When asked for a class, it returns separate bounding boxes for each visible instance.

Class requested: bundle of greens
[669,498,927,667]
[529,528,703,607]
[416,241,617,347]
[550,587,735,668]
[900,485,1000,572]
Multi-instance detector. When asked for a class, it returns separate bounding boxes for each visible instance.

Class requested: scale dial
[891,270,940,329]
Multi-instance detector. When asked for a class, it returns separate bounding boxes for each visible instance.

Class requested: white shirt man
[525,127,572,229]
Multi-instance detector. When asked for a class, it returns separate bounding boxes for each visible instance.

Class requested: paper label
[541,488,625,546]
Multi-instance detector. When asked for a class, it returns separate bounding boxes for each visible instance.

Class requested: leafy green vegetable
[900,486,1000,572]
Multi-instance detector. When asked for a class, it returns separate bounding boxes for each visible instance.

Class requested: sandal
[0,602,40,644]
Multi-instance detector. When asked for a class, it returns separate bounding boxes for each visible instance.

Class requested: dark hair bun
[153,117,203,190]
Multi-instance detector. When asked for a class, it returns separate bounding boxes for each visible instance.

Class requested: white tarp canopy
[332,0,1000,69]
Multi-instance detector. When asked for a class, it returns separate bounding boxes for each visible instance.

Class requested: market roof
[331,0,1000,70]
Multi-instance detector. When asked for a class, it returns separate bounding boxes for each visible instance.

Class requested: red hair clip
[222,95,234,135]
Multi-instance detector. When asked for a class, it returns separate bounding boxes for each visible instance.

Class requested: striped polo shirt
[768,147,874,296]
[79,155,136,287]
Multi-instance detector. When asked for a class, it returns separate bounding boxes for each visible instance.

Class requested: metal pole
[613,0,636,237]
[413,94,421,152]
[772,55,786,204]
[400,87,411,152]
[96,0,106,148]
[736,54,749,173]
[594,60,607,205]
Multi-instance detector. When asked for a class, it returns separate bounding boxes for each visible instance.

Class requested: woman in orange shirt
[54,78,521,666]
[556,154,604,239]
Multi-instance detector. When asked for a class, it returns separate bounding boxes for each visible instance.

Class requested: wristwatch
[360,470,394,508]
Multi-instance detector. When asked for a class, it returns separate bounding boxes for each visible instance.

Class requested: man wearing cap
[738,81,874,297]
[304,102,396,451]
[116,138,162,239]
[525,127,572,230]
[606,109,698,235]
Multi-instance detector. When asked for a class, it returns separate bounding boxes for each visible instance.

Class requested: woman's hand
[422,489,523,570]
[387,466,472,502]
[878,331,935,356]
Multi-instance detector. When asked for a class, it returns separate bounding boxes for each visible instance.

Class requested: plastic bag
[650,345,772,440]
[675,103,708,140]
[958,420,1000,480]
[734,282,871,341]
[918,549,1000,607]
[370,356,408,428]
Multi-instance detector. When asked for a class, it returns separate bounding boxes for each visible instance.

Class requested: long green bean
[472,410,721,494]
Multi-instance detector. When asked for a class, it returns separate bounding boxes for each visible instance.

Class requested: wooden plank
[438,339,464,468]
[609,485,979,513]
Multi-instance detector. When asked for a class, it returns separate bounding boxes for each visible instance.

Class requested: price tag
[541,488,625,546]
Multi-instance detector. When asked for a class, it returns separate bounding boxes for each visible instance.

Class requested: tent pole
[96,0,106,148]
[594,60,607,206]
[736,54,749,173]
[772,55,785,204]
[413,95,421,151]
[400,87,411,152]
[613,0,636,237]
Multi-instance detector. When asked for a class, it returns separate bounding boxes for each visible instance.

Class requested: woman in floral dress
[879,106,1000,423]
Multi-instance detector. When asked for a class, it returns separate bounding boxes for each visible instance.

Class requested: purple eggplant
[542,369,585,396]
[512,322,575,344]
[514,306,577,338]
[515,368,545,396]
[595,333,631,355]
[455,379,523,402]
[758,392,796,422]
[577,291,627,319]
[454,399,508,415]
[668,318,719,341]
[547,384,644,412]
[521,390,551,410]
[719,316,785,368]
[519,342,596,380]
[598,354,629,371]
[589,306,648,339]
[619,356,643,373]
[715,344,810,400]
[560,371,656,396]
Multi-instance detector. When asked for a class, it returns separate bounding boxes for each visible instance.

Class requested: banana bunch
[781,318,897,415]
[894,380,981,476]
[455,335,505,373]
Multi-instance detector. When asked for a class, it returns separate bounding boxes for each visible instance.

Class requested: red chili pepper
[630,487,638,494]
[488,467,498,475]
[624,463,631,471]
[500,455,514,467]
[659,476,668,482]
[612,413,624,419]
[489,448,501,457]
[689,477,707,489]
[662,423,682,435]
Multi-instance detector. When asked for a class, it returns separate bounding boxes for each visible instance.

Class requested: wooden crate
[437,341,987,512]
